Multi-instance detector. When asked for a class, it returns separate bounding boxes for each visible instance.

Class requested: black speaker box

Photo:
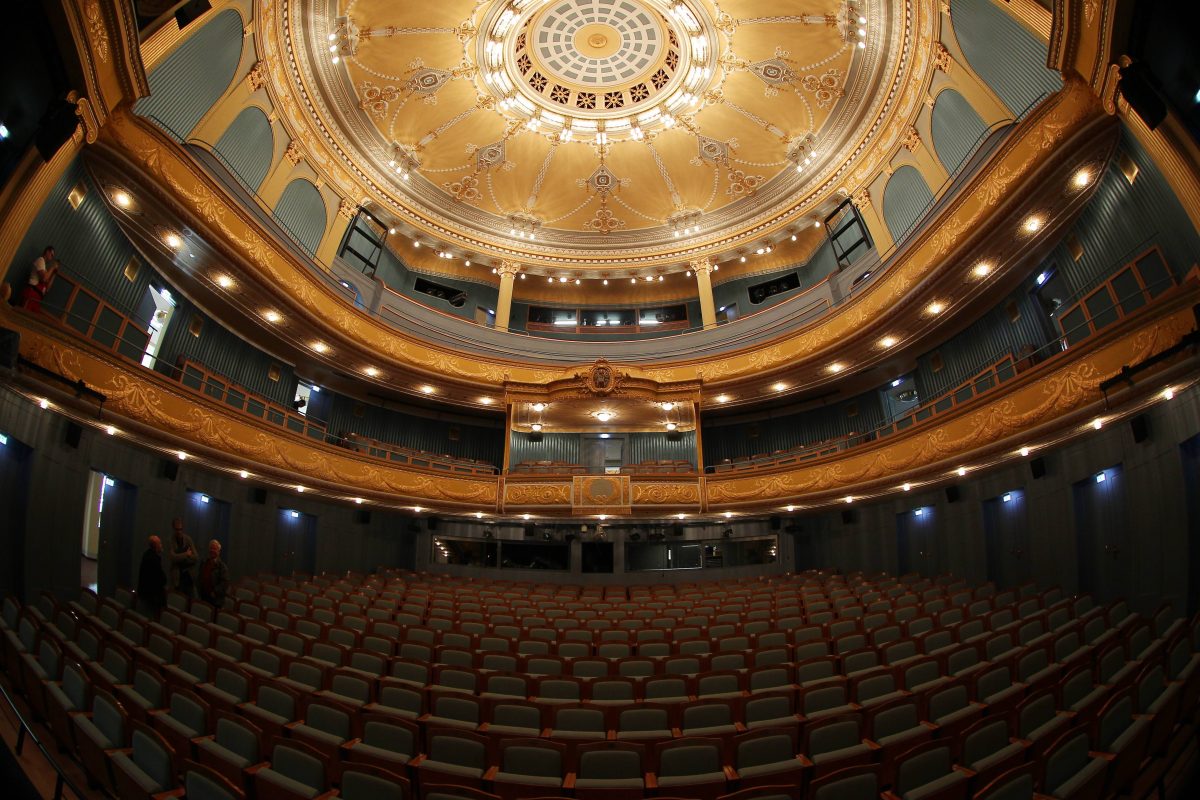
[524,524,535,538]
[945,485,961,503]
[427,517,439,531]
[175,0,212,28]
[250,487,267,504]
[671,525,684,537]
[841,508,857,525]
[64,421,82,449]
[1119,63,1167,130]
[1130,414,1150,444]
[1030,457,1047,480]
[354,509,371,525]
[0,328,19,369]
[162,460,179,481]
[769,516,782,531]
[528,431,543,442]
[666,430,683,442]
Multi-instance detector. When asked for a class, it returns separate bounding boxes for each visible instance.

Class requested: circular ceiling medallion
[533,1,663,85]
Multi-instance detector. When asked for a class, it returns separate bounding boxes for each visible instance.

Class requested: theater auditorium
[1,0,1199,798]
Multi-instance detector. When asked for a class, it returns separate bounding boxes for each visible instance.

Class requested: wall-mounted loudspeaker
[427,517,439,531]
[528,432,543,442]
[1030,457,1046,480]
[769,516,781,531]
[841,508,857,525]
[666,430,683,442]
[945,485,961,503]
[1130,414,1150,444]
[162,460,179,481]
[354,509,371,525]
[672,525,684,537]
[64,422,82,449]
[524,524,535,538]
[250,487,267,504]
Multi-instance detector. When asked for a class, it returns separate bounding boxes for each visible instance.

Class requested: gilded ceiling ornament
[852,187,871,209]
[359,82,402,118]
[473,140,508,170]
[444,173,483,204]
[247,61,268,92]
[337,197,357,219]
[284,139,303,166]
[900,125,921,152]
[408,67,453,100]
[801,69,846,108]
[931,43,953,72]
[84,0,109,63]
[576,360,628,396]
[584,201,626,234]
[748,59,798,89]
[725,168,763,197]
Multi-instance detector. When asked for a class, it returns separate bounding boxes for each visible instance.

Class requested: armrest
[243,761,270,777]
[408,754,427,768]
[797,754,814,768]
[734,721,748,733]
[151,789,186,800]
[723,765,739,780]
[563,772,576,789]
[863,739,883,752]
[670,727,681,737]
[881,792,904,800]
[1088,750,1117,762]
[644,772,657,789]
[952,765,976,778]
[482,766,499,781]
[920,721,940,732]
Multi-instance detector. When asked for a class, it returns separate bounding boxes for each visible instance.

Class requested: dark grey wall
[372,246,500,324]
[787,383,1200,616]
[711,240,840,315]
[325,392,504,466]
[0,389,418,601]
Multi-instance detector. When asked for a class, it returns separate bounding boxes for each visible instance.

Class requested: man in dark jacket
[199,539,230,608]
[168,517,197,597]
[136,535,166,616]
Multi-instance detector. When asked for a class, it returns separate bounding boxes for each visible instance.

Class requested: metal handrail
[0,680,89,800]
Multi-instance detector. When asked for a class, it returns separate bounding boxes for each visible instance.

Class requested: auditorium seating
[3,569,1199,799]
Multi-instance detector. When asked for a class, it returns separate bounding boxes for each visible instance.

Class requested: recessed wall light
[311,341,329,353]
[215,274,234,288]
[1095,471,1106,483]
[1003,493,1012,503]
[38,398,49,409]
[1072,169,1092,188]
[972,262,991,278]
[263,310,282,323]
[177,451,187,460]
[879,335,897,348]
[715,395,730,403]
[420,385,435,394]
[239,470,249,479]
[844,496,854,503]
[164,233,183,250]
[1022,215,1043,233]
[296,486,306,493]
[786,505,795,512]
[113,191,132,208]
[902,483,911,492]
[666,422,677,431]
[480,397,494,405]
[772,382,787,392]
[957,467,967,477]
[106,425,117,435]
[363,367,380,377]
[475,512,484,519]
[827,363,845,374]
[1019,446,1030,457]
[1162,387,1175,400]
[926,301,946,315]
[531,423,543,432]
[354,498,364,504]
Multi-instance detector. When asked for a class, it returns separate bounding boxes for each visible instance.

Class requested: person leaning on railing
[19,245,59,312]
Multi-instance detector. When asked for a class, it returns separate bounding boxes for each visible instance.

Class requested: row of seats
[3,570,1199,800]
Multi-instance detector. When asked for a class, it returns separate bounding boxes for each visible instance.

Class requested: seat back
[896,744,953,795]
[271,742,325,789]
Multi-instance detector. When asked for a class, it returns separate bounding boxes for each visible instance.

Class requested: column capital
[689,257,713,276]
[852,187,871,209]
[496,260,521,278]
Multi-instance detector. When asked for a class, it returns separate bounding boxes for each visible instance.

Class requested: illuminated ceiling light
[657,275,664,282]
[474,511,484,519]
[685,270,691,277]
[112,191,132,208]
[239,470,249,478]
[957,467,967,477]
[1003,493,1012,502]
[575,279,581,285]
[215,274,234,289]
[1092,417,1103,430]
[1036,272,1048,285]
[532,403,546,412]
[712,265,718,271]
[715,394,730,404]
[676,513,687,519]
[772,382,787,392]
[661,402,675,411]
[364,366,380,378]
[105,425,117,435]
[1072,168,1092,188]
[388,227,396,234]
[177,451,188,460]
[559,277,568,283]
[785,504,795,512]
[1019,446,1031,457]
[311,341,329,353]
[602,279,608,285]
[597,514,608,521]
[844,496,854,504]
[791,234,797,241]
[420,385,435,394]
[972,262,992,278]
[858,15,867,24]
[354,498,364,504]
[631,277,638,284]
[740,256,746,262]
[531,423,543,432]
[879,335,898,348]
[926,301,946,315]
[814,220,822,228]
[479,397,494,405]
[164,233,183,250]
[645,276,655,282]
[1022,215,1044,234]
[548,276,554,283]
[1162,387,1175,400]
[594,411,613,422]
[331,55,340,64]
[38,398,49,409]
[902,483,911,492]
[857,41,865,49]
[413,241,420,248]
[666,422,678,431]
[827,362,845,374]
[296,486,306,493]
[263,310,282,323]
[413,506,423,513]
[723,511,733,519]
[600,433,610,439]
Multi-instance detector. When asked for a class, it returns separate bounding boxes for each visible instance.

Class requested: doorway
[1072,465,1128,602]
[184,489,232,561]
[982,490,1031,588]
[275,508,317,577]
[140,285,177,369]
[896,507,935,577]
[0,432,31,598]
[91,472,138,596]
[582,434,624,474]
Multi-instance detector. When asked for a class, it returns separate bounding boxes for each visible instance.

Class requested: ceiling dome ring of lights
[477,0,721,144]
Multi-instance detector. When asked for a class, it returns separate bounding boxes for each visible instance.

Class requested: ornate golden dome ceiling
[264,0,934,269]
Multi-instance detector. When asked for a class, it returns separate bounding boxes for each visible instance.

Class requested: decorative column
[494,261,521,331]
[851,187,893,253]
[691,258,717,330]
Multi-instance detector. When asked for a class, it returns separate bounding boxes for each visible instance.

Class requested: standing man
[168,517,198,598]
[19,245,58,311]
[199,539,230,608]
[136,535,166,616]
